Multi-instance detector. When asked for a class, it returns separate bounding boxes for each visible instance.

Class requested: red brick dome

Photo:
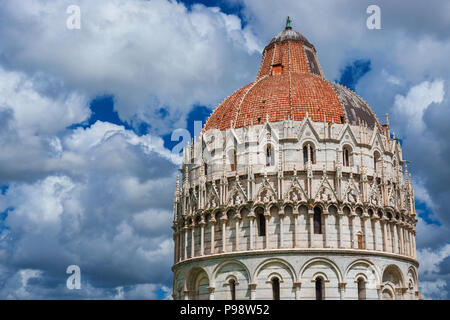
[204,25,380,132]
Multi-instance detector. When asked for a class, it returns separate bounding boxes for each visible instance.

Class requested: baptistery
[171,20,420,300]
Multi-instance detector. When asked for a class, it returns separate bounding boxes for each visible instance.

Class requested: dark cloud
[0,0,449,299]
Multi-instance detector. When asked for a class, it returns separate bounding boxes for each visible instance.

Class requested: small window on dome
[304,48,321,76]
[272,64,282,75]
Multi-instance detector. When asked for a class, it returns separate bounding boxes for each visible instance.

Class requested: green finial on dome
[286,16,292,29]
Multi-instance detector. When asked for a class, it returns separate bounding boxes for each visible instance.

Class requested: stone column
[371,216,378,251]
[264,211,270,249]
[184,226,188,260]
[404,227,409,256]
[249,211,255,250]
[221,214,228,253]
[294,282,302,300]
[409,229,414,257]
[293,208,299,248]
[392,223,398,254]
[235,213,241,251]
[381,218,388,252]
[349,211,357,249]
[200,220,205,256]
[173,232,177,262]
[249,283,257,300]
[210,219,216,254]
[412,231,416,258]
[404,226,409,256]
[279,210,285,248]
[399,222,404,255]
[390,224,395,253]
[323,209,329,248]
[338,282,347,300]
[308,208,314,248]
[362,213,370,249]
[395,288,403,300]
[191,224,195,258]
[337,209,344,248]
[177,232,181,261]
[208,287,215,300]
[376,285,382,300]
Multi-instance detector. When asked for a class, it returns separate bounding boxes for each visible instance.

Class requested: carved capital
[207,287,215,294]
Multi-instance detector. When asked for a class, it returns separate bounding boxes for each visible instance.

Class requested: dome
[267,27,314,49]
[173,20,419,301]
[204,24,380,132]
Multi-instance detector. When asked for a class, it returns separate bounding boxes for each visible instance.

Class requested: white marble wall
[173,252,419,300]
[172,118,419,300]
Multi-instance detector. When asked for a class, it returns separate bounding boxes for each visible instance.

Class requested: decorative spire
[286,16,292,30]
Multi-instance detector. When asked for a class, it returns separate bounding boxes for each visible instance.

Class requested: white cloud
[420,279,447,300]
[0,0,262,134]
[1,0,450,299]
[0,66,90,135]
[381,69,403,86]
[0,118,179,298]
[413,177,439,215]
[393,80,445,131]
[417,244,450,276]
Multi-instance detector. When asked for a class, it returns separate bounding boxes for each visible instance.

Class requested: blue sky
[0,0,449,299]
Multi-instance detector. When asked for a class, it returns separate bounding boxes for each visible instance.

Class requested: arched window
[266,144,274,166]
[374,151,380,172]
[314,206,322,234]
[315,277,324,300]
[303,143,315,164]
[257,212,266,236]
[271,277,280,300]
[343,145,352,167]
[204,162,208,175]
[229,149,237,171]
[357,278,366,300]
[229,279,236,300]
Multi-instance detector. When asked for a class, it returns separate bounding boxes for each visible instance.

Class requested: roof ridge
[288,41,293,120]
[327,80,381,129]
[233,75,269,129]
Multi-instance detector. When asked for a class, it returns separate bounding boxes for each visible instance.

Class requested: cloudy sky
[0,0,449,299]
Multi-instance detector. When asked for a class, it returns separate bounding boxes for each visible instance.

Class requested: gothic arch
[255,183,278,204]
[327,204,338,214]
[297,117,321,143]
[282,203,294,211]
